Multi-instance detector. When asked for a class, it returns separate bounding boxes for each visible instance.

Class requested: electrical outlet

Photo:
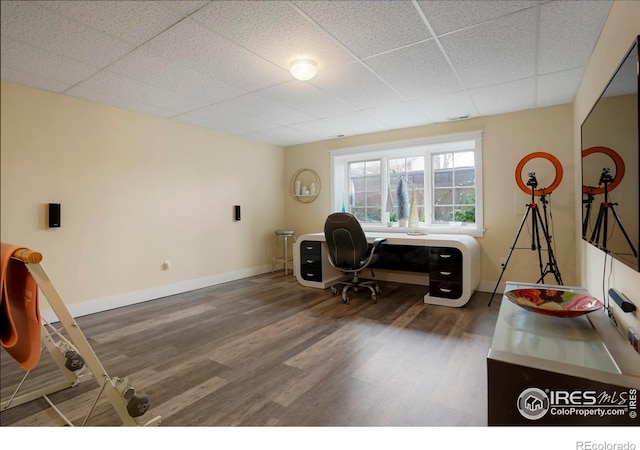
[607,307,619,329]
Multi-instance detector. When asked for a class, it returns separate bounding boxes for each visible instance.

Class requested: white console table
[487,281,640,426]
[293,232,480,307]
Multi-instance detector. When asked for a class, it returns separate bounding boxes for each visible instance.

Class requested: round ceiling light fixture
[290,58,318,81]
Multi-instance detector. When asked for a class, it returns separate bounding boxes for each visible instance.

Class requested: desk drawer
[430,247,462,264]
[429,265,462,282]
[429,281,462,299]
[301,261,322,282]
[300,241,321,256]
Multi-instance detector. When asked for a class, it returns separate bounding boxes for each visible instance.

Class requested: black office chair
[324,212,386,304]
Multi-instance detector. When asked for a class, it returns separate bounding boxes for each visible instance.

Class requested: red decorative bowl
[504,288,603,318]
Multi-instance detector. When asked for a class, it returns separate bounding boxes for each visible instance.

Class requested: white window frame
[330,131,484,237]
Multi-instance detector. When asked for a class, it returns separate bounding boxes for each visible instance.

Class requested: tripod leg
[534,207,563,285]
[609,205,638,257]
[582,197,593,238]
[488,205,532,306]
[590,205,606,247]
[531,207,548,284]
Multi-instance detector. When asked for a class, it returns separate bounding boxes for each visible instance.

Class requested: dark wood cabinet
[429,247,463,299]
[299,240,322,282]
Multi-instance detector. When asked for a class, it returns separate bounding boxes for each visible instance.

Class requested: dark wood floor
[1,272,501,426]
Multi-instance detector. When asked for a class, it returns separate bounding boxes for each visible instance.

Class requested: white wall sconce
[290,58,318,81]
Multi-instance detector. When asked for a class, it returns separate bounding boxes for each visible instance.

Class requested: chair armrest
[370,237,387,251]
[362,238,387,267]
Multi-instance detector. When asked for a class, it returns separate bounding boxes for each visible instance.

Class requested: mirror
[581,36,639,271]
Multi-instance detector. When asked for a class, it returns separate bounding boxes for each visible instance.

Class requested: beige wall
[574,1,640,337]
[1,81,285,315]
[285,104,577,290]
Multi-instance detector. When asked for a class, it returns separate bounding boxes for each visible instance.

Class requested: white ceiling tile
[244,127,319,147]
[256,81,355,119]
[66,86,180,118]
[213,93,314,126]
[37,1,190,47]
[139,18,290,91]
[320,111,390,137]
[0,1,134,67]
[536,67,583,107]
[71,71,214,114]
[0,67,71,94]
[1,36,100,88]
[538,0,613,74]
[363,102,434,130]
[365,40,462,101]
[173,113,250,136]
[192,1,355,71]
[469,78,536,116]
[411,91,479,122]
[417,0,538,36]
[440,8,537,89]
[288,119,349,140]
[294,0,431,58]
[0,0,615,147]
[106,49,247,105]
[185,102,280,133]
[310,62,404,109]
[160,1,211,17]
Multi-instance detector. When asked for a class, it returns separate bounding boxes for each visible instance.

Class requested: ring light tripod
[587,167,638,258]
[488,153,564,306]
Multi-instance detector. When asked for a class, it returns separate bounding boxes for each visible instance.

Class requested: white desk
[293,232,480,307]
[487,281,640,426]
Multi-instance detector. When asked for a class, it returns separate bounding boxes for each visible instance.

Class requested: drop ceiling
[0,0,613,146]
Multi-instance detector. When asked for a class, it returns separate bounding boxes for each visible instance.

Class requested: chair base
[330,279,381,304]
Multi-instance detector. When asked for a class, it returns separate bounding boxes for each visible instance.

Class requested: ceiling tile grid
[191,1,356,71]
[294,0,432,58]
[0,1,135,68]
[469,77,537,117]
[417,0,538,35]
[364,40,463,101]
[1,36,100,90]
[439,8,539,90]
[0,0,614,147]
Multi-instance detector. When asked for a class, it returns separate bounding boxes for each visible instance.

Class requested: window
[330,131,483,237]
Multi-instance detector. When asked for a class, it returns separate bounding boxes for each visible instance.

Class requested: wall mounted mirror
[581,36,639,271]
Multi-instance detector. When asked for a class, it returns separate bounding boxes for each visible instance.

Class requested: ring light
[515,152,563,196]
[581,146,625,195]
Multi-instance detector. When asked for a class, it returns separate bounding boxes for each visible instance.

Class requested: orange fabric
[1,243,41,370]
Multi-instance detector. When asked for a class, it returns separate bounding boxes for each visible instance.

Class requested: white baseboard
[40,273,508,322]
[40,264,272,322]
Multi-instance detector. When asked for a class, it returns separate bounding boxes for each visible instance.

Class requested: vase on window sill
[408,188,419,228]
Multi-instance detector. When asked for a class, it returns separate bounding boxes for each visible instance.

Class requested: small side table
[272,230,296,276]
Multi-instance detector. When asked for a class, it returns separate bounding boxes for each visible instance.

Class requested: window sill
[362,224,484,238]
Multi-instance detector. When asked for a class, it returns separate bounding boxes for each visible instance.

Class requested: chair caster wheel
[127,393,151,417]
[375,286,381,295]
[342,297,350,304]
[64,350,85,371]
[372,294,377,303]
[331,287,338,296]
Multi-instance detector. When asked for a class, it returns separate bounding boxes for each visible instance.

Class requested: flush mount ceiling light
[290,58,317,81]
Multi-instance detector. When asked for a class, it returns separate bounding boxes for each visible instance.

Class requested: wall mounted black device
[48,203,61,228]
[608,288,637,313]
[234,205,241,221]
